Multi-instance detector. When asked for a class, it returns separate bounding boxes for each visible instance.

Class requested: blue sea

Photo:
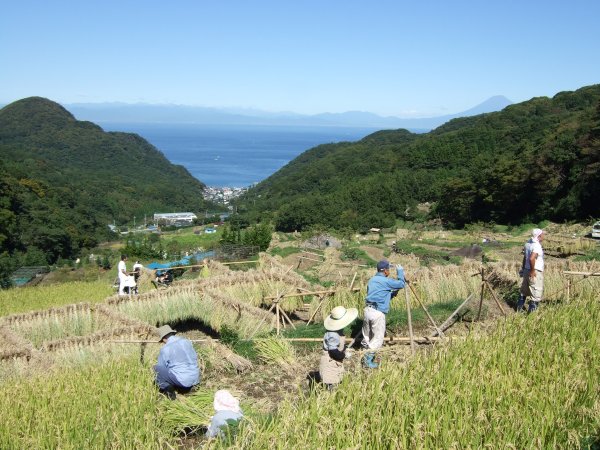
[100,123,379,187]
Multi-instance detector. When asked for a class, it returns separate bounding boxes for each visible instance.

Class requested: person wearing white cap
[153,324,200,399]
[517,228,545,312]
[319,305,359,389]
[206,389,244,439]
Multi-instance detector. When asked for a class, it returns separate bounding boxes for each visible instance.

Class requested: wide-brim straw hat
[156,324,177,341]
[324,306,358,331]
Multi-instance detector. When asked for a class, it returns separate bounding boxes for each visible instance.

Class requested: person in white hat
[205,389,244,439]
[153,324,200,399]
[517,228,545,312]
[319,305,359,389]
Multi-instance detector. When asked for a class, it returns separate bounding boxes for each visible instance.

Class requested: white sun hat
[214,389,241,413]
[324,306,359,331]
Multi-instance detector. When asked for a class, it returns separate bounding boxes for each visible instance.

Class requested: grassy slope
[0,279,113,316]
[216,297,600,449]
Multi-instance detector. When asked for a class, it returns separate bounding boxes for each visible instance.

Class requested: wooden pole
[278,306,297,329]
[301,251,325,258]
[275,301,281,335]
[265,287,360,301]
[484,281,507,317]
[566,278,571,303]
[349,272,357,289]
[306,294,328,326]
[407,282,445,337]
[110,336,445,344]
[248,303,276,340]
[476,267,485,321]
[562,271,600,276]
[220,260,259,266]
[431,293,475,337]
[405,287,416,355]
[297,256,324,263]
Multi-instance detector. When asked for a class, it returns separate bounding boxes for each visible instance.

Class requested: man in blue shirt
[361,259,406,369]
[154,324,201,399]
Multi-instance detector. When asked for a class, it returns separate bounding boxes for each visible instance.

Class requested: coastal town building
[153,212,197,225]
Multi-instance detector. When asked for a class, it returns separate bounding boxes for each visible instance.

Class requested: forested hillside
[238,84,600,231]
[0,97,212,275]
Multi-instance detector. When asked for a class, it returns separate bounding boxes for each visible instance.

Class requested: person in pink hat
[205,389,244,439]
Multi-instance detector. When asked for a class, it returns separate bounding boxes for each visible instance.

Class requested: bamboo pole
[265,287,360,301]
[301,251,325,258]
[220,260,260,266]
[278,306,297,330]
[405,287,415,355]
[306,294,328,326]
[110,336,445,344]
[476,267,485,321]
[431,293,474,337]
[275,301,281,335]
[484,281,507,317]
[298,256,324,263]
[407,282,445,337]
[562,271,600,276]
[349,272,357,289]
[248,302,276,340]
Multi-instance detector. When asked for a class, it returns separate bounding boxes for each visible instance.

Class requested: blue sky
[1,0,599,117]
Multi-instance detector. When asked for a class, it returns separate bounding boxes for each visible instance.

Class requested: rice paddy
[0,227,598,448]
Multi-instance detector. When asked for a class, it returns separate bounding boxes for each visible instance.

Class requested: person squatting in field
[517,228,545,313]
[361,259,406,368]
[319,305,358,389]
[206,389,244,439]
[154,324,200,399]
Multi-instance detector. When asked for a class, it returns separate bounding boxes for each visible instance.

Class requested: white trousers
[520,270,544,302]
[118,275,136,295]
[361,306,386,350]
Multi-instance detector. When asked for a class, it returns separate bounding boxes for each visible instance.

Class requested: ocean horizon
[100,123,380,187]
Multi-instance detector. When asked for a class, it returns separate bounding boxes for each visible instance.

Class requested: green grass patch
[160,226,223,248]
[0,280,113,317]
[269,246,302,258]
[392,241,463,266]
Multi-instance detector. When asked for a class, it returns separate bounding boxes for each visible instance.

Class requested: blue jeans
[153,364,198,391]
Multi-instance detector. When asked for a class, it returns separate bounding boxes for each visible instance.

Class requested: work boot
[528,301,539,313]
[516,295,525,312]
[362,352,379,369]
[159,386,177,400]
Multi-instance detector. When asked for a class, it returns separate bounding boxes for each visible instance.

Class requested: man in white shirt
[517,228,545,312]
[117,254,137,295]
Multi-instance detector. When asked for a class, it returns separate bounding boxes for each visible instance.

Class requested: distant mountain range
[62,96,513,131]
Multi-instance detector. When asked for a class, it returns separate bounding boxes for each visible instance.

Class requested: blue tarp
[147,250,215,270]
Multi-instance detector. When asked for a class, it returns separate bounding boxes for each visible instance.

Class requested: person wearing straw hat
[153,324,200,399]
[319,305,359,389]
[517,228,545,313]
[206,389,244,439]
[361,259,406,369]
